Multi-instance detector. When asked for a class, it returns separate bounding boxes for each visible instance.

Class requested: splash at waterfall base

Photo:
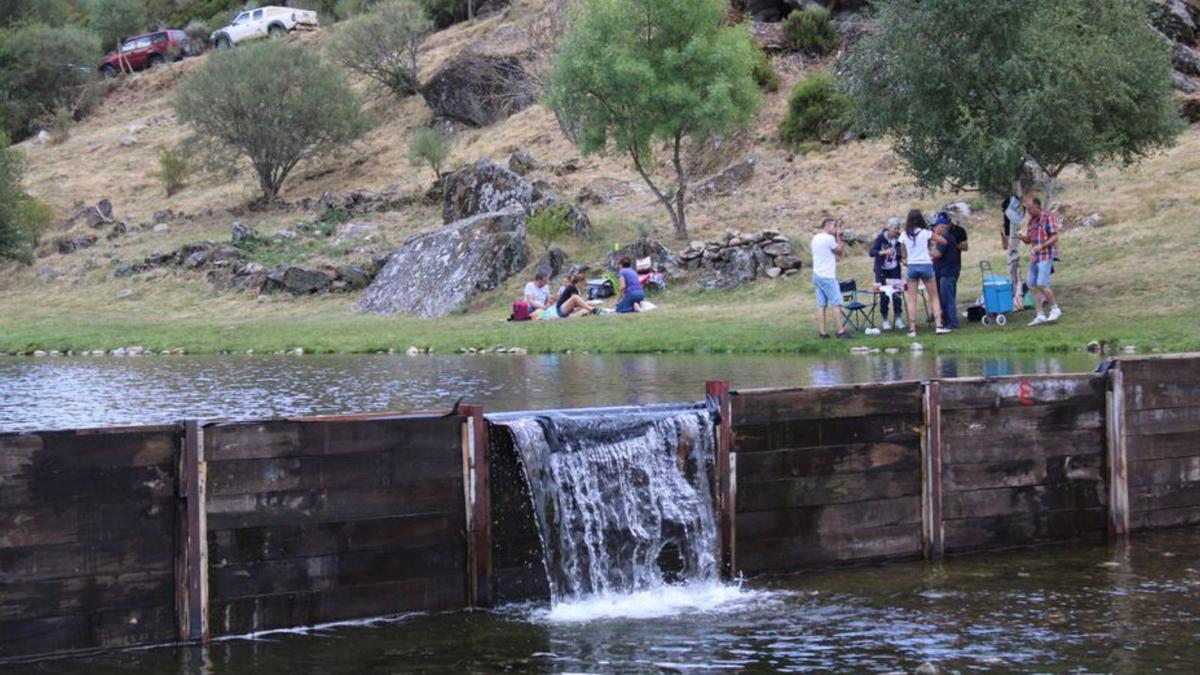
[2,355,1199,662]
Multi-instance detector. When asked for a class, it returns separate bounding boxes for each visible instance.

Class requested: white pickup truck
[211,6,319,50]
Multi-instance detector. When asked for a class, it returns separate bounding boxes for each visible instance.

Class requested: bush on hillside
[527,205,572,252]
[782,7,840,56]
[779,72,852,151]
[88,0,150,51]
[1,0,78,28]
[407,126,451,181]
[184,20,210,53]
[329,0,432,99]
[0,133,50,263]
[419,0,495,29]
[156,147,191,196]
[174,41,370,201]
[0,23,102,142]
[752,46,780,93]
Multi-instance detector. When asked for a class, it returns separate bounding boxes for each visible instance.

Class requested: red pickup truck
[98,30,192,78]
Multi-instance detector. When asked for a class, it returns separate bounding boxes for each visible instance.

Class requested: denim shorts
[1029,260,1053,287]
[812,275,842,308]
[907,264,935,281]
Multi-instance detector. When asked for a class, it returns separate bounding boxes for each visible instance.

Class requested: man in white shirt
[810,218,850,339]
[523,273,551,311]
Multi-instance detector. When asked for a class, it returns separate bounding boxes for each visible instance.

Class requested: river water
[0,352,1102,431]
[6,528,1200,673]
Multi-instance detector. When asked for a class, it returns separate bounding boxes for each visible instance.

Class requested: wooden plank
[731,382,923,425]
[459,405,492,608]
[0,605,177,660]
[0,536,175,583]
[0,429,176,476]
[942,483,1105,521]
[734,442,919,482]
[1125,431,1200,462]
[0,499,176,549]
[0,571,174,622]
[1129,456,1200,487]
[941,401,1103,437]
[736,524,922,573]
[736,496,921,541]
[1126,406,1200,436]
[1107,368,1130,537]
[737,469,921,512]
[209,576,466,636]
[1117,356,1200,386]
[0,463,175,509]
[922,381,943,561]
[180,420,209,643]
[942,454,1103,493]
[205,417,464,462]
[707,381,735,579]
[943,508,1107,551]
[1129,482,1200,513]
[207,513,462,563]
[1129,505,1200,531]
[1126,381,1200,412]
[733,414,922,454]
[937,375,1102,411]
[940,428,1103,464]
[206,448,461,497]
[205,480,463,531]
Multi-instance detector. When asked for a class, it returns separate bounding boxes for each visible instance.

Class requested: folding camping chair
[839,280,876,333]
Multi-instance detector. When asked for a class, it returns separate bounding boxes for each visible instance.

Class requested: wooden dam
[1,354,1198,662]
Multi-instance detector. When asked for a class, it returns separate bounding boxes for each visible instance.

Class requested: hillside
[2,0,1199,356]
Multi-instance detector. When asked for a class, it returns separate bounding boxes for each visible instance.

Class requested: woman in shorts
[898,209,951,337]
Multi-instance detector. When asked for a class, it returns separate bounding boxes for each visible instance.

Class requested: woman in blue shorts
[899,210,951,337]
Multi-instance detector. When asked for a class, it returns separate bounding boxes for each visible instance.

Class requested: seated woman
[615,256,645,313]
[555,272,597,318]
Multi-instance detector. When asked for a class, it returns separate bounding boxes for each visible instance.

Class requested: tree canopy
[0,22,102,142]
[847,0,1182,196]
[545,0,761,239]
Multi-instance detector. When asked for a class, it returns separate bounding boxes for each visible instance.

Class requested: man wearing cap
[932,217,963,329]
[868,218,906,331]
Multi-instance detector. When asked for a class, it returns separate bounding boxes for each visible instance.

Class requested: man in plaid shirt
[1019,196,1061,325]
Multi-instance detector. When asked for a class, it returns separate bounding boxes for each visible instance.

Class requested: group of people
[518,256,646,321]
[810,194,1062,339]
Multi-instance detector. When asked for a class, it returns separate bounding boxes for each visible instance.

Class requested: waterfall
[499,407,720,604]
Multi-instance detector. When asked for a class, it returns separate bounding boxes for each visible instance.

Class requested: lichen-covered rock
[442,159,533,224]
[700,247,762,290]
[56,233,98,254]
[536,247,567,280]
[531,191,593,239]
[356,207,529,317]
[693,158,757,199]
[1152,0,1197,45]
[607,239,684,277]
[420,55,539,127]
[509,149,538,176]
[269,267,335,295]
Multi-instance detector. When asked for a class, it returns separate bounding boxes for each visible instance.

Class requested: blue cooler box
[982,276,1014,314]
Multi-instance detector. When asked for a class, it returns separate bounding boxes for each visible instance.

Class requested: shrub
[156,147,191,196]
[527,205,572,252]
[0,133,45,261]
[174,41,370,201]
[407,126,451,181]
[782,7,840,56]
[38,106,75,145]
[184,20,210,53]
[779,72,852,151]
[419,0,474,29]
[329,0,432,99]
[752,47,780,93]
[88,0,150,52]
[0,23,102,142]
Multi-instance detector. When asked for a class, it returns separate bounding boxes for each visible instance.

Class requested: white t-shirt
[811,232,839,279]
[901,229,934,266]
[524,281,549,306]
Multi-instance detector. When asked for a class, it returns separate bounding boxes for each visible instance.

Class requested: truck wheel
[215,35,232,50]
[147,54,165,70]
[101,64,118,79]
[268,24,285,39]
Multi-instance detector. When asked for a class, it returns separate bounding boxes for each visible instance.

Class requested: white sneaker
[907,329,917,338]
[1047,307,1062,323]
[936,326,952,335]
[881,320,892,331]
[1029,315,1047,326]
[895,317,906,330]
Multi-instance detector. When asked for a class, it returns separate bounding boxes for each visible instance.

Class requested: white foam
[535,582,776,624]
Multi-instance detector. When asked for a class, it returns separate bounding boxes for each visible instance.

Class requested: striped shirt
[1029,213,1058,263]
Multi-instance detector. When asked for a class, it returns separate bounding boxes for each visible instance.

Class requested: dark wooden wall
[1119,356,1200,531]
[202,416,469,636]
[0,426,181,660]
[937,375,1108,552]
[487,424,550,603]
[730,382,926,573]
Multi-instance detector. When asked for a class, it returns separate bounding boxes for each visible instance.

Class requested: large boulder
[443,159,533,224]
[531,192,593,239]
[56,233,98,255]
[420,55,539,127]
[700,247,764,290]
[1152,0,1197,45]
[1175,42,1200,76]
[536,247,568,279]
[356,207,529,317]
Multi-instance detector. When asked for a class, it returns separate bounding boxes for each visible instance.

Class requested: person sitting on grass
[810,217,851,340]
[898,209,951,337]
[523,273,552,311]
[555,273,598,318]
[615,256,645,314]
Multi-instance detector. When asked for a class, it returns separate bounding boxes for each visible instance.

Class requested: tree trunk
[629,146,689,241]
[670,132,689,240]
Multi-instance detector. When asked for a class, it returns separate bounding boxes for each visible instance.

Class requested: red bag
[510,301,532,322]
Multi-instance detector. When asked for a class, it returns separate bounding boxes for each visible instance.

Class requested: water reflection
[0,352,1101,431]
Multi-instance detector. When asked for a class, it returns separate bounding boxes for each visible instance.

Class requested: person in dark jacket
[868,218,906,331]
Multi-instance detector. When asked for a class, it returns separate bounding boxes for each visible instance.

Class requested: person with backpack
[1019,196,1062,325]
[868,218,906,331]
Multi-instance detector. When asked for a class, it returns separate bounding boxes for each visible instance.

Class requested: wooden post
[1106,367,1130,537]
[921,382,944,561]
[460,405,492,608]
[706,381,735,579]
[176,420,209,643]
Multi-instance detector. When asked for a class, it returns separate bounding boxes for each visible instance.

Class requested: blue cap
[934,212,952,225]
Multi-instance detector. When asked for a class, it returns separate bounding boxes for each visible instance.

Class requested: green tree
[526,205,572,252]
[545,0,761,240]
[407,126,451,181]
[0,22,102,141]
[0,132,49,262]
[1,0,79,28]
[847,0,1182,197]
[88,0,149,51]
[174,41,370,201]
[329,0,432,99]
